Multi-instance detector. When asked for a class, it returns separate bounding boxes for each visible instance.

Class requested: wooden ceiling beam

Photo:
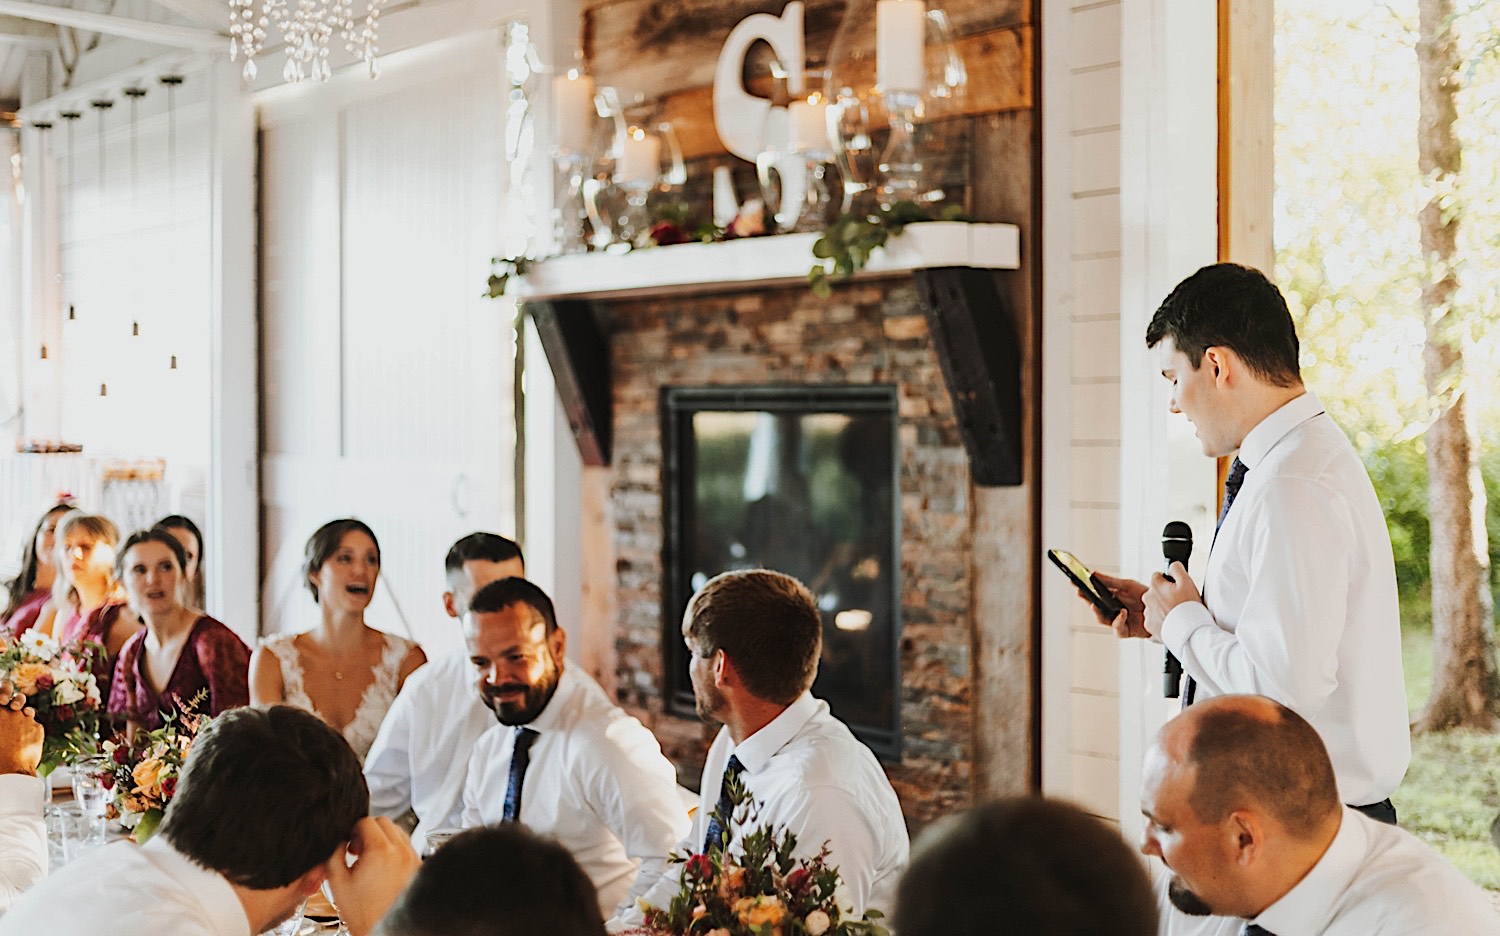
[0,0,224,49]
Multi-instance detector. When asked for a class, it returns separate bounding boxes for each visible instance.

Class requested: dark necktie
[702,754,746,853]
[1184,457,1249,708]
[1242,925,1276,936]
[501,727,539,822]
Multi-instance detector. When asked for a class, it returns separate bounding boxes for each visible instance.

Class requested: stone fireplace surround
[527,258,1036,823]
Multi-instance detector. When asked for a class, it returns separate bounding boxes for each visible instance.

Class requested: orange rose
[133,758,165,793]
[9,662,49,697]
[734,896,786,929]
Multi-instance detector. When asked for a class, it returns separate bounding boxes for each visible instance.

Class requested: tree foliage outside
[1276,0,1500,880]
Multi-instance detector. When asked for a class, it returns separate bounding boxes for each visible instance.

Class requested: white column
[1116,0,1219,840]
[207,60,260,638]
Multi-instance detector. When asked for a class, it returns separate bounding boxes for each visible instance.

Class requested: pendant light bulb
[132,321,140,337]
[67,304,75,321]
[39,344,48,361]
[99,383,108,397]
[169,355,178,370]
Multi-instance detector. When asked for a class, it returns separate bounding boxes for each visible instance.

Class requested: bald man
[1142,695,1495,936]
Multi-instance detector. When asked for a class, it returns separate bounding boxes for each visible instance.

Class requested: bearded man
[457,577,687,918]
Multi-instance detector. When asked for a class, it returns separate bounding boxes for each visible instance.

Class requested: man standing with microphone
[1088,263,1409,825]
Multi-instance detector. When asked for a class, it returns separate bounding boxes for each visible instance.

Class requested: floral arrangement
[103,693,209,843]
[0,631,104,774]
[632,776,889,936]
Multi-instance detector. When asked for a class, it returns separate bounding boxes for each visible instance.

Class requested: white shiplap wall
[1043,0,1220,833]
[1042,0,1127,822]
[258,33,519,656]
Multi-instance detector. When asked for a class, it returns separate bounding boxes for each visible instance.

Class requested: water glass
[45,802,94,866]
[70,761,108,849]
[420,827,464,859]
[260,899,307,935]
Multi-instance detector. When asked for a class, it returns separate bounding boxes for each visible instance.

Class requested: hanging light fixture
[124,87,146,342]
[58,110,81,324]
[161,76,182,372]
[229,0,383,83]
[30,120,53,361]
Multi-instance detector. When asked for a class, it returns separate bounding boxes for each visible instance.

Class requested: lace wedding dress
[259,631,418,761]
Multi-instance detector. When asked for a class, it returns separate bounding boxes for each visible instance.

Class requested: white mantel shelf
[509,221,1021,302]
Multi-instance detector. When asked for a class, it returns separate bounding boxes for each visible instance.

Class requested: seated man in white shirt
[894,797,1157,936]
[622,569,909,928]
[0,680,46,913]
[458,577,688,918]
[1145,694,1497,936]
[365,532,524,851]
[1,706,421,936]
[375,824,606,936]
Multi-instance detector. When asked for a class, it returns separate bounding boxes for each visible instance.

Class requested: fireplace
[661,385,902,758]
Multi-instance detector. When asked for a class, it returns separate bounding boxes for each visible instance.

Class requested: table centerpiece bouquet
[626,775,889,936]
[0,630,104,775]
[102,692,210,843]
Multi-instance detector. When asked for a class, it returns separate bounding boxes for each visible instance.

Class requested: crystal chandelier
[229,0,383,82]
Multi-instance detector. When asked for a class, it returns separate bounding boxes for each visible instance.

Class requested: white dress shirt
[1161,808,1500,935]
[460,666,689,917]
[1160,392,1410,806]
[621,692,909,929]
[0,837,251,935]
[0,775,46,914]
[365,650,497,852]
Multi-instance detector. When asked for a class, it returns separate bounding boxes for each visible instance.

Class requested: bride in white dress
[249,519,426,761]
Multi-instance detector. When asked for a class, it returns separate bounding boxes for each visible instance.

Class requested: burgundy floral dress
[2,589,49,639]
[61,602,131,699]
[107,616,251,730]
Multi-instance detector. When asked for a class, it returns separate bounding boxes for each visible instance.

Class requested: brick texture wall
[607,280,976,822]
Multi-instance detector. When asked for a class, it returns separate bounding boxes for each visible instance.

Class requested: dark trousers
[1352,798,1397,825]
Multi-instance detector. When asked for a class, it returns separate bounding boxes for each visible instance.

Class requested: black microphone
[1161,521,1192,698]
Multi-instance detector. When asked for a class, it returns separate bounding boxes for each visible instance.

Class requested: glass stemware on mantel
[826,0,969,214]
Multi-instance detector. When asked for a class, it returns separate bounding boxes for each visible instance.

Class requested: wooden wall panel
[658,26,1032,161]
[583,0,1030,101]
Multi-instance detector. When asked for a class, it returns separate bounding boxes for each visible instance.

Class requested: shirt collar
[1236,391,1324,470]
[525,665,582,734]
[143,838,253,936]
[1249,807,1365,935]
[731,692,820,775]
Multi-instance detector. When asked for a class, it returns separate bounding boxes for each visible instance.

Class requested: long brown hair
[3,503,73,620]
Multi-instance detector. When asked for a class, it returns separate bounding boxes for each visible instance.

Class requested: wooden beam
[1217,0,1273,271]
[0,13,54,45]
[659,25,1032,161]
[0,0,224,49]
[144,0,228,31]
[526,301,613,467]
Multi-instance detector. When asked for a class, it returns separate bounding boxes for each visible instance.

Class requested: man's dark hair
[894,797,1158,936]
[444,532,524,575]
[1184,699,1341,836]
[155,514,206,606]
[468,577,557,634]
[375,825,605,936]
[685,569,821,705]
[303,518,380,601]
[162,706,368,890]
[1144,263,1302,387]
[114,528,190,583]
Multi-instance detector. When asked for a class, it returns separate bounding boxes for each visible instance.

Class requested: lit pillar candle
[618,129,662,185]
[876,0,926,92]
[552,69,596,153]
[788,96,831,154]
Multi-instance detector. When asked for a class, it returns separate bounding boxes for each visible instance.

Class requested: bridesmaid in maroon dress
[49,512,141,695]
[108,529,250,732]
[1,502,71,638]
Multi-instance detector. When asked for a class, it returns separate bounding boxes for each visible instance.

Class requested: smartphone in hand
[1046,548,1124,617]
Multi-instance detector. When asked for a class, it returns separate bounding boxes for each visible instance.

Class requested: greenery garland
[808,201,970,297]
